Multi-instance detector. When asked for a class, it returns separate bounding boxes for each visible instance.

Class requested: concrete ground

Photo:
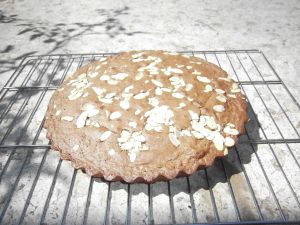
[0,0,300,225]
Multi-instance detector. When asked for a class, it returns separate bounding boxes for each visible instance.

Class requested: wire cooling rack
[0,50,299,225]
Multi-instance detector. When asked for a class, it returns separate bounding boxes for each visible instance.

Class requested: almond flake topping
[134,91,149,100]
[224,124,239,135]
[197,76,211,83]
[224,137,235,147]
[172,92,185,99]
[111,73,128,80]
[129,121,137,128]
[135,109,141,115]
[185,83,193,91]
[118,130,148,162]
[213,105,225,112]
[151,79,164,87]
[88,71,99,78]
[120,100,130,110]
[61,116,74,121]
[110,111,122,120]
[155,87,163,95]
[100,131,112,141]
[204,84,213,92]
[100,75,110,81]
[177,102,186,109]
[76,111,88,128]
[216,95,227,103]
[192,70,201,75]
[145,105,174,132]
[215,88,225,94]
[168,133,180,147]
[148,97,159,106]
[135,72,144,80]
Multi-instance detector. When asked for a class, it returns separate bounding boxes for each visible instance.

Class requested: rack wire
[0,50,299,225]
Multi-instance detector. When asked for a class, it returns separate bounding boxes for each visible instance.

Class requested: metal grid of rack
[0,50,299,225]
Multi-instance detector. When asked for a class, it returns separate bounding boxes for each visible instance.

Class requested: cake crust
[44,50,248,183]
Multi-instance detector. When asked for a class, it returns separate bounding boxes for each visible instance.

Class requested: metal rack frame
[0,50,299,225]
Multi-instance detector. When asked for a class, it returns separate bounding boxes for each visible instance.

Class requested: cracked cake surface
[44,50,248,183]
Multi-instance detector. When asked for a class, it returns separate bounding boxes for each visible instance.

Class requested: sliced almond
[100,131,112,141]
[204,84,213,92]
[191,130,204,139]
[224,137,235,147]
[188,110,199,121]
[132,58,144,62]
[197,76,211,83]
[134,72,144,81]
[76,111,88,128]
[169,133,180,147]
[228,94,237,98]
[134,92,149,100]
[177,102,186,109]
[82,103,99,117]
[68,91,83,100]
[99,97,113,104]
[110,111,122,120]
[55,110,61,116]
[192,70,201,75]
[88,71,99,78]
[135,109,141,115]
[231,88,241,93]
[61,116,74,121]
[218,77,231,82]
[155,87,163,95]
[172,92,185,99]
[186,66,192,69]
[132,52,143,58]
[105,92,116,99]
[192,121,204,132]
[148,97,159,106]
[82,92,89,98]
[213,105,225,112]
[216,95,227,103]
[129,153,137,162]
[181,129,192,136]
[120,100,130,110]
[213,132,224,151]
[129,121,137,128]
[224,126,239,135]
[151,79,164,87]
[215,88,225,94]
[124,85,134,93]
[161,88,172,92]
[168,67,183,74]
[92,87,106,96]
[185,83,193,91]
[206,117,218,130]
[111,73,128,80]
[107,79,118,85]
[100,75,110,81]
[187,97,194,102]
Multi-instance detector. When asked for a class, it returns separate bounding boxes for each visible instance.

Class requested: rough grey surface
[0,0,300,224]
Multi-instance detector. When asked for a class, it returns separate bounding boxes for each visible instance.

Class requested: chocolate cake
[44,50,248,183]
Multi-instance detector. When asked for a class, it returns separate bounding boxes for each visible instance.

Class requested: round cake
[44,50,248,183]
